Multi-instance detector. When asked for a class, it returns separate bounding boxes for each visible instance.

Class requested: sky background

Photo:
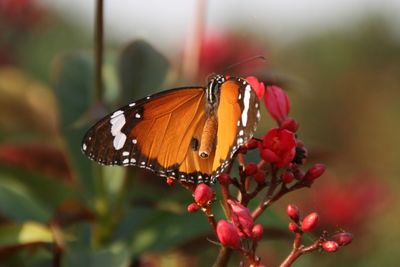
[41,0,400,53]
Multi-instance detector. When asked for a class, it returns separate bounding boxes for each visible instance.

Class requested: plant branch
[212,246,232,267]
[94,0,104,103]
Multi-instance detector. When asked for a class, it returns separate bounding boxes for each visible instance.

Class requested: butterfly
[81,74,261,184]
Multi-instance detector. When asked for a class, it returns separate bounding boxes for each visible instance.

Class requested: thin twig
[94,0,104,102]
[212,247,232,267]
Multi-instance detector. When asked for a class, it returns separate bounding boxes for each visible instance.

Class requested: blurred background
[0,0,399,266]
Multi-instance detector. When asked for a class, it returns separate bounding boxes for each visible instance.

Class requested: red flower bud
[166,177,175,185]
[254,171,265,184]
[281,171,294,183]
[287,204,300,222]
[304,164,326,182]
[331,232,353,246]
[281,118,299,132]
[322,241,339,252]
[288,222,299,232]
[251,224,264,241]
[245,163,258,176]
[301,212,319,232]
[245,138,259,150]
[194,184,213,205]
[246,76,265,100]
[227,199,254,236]
[187,203,199,213]
[216,220,240,248]
[218,173,231,185]
[264,85,290,124]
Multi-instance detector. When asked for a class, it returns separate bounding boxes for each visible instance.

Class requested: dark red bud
[304,164,326,182]
[281,118,299,132]
[166,177,175,185]
[287,204,300,222]
[288,222,299,232]
[251,224,264,241]
[187,203,199,213]
[245,163,258,176]
[254,171,265,184]
[293,169,305,180]
[194,184,213,205]
[281,171,294,183]
[260,148,280,163]
[245,138,259,150]
[301,212,319,232]
[331,232,353,246]
[218,173,231,185]
[216,220,241,248]
[322,241,339,252]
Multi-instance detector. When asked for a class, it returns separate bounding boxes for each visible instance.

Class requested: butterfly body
[82,75,260,184]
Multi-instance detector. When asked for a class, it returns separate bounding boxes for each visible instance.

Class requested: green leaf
[0,178,51,222]
[115,207,211,254]
[0,222,53,247]
[53,53,96,202]
[118,40,169,102]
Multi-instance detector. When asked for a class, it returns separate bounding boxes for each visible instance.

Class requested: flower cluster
[181,77,351,267]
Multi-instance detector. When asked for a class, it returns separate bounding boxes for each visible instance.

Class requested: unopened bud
[281,171,294,183]
[245,163,258,176]
[304,164,326,182]
[301,212,319,232]
[322,241,339,252]
[187,203,199,213]
[166,177,175,185]
[216,220,240,248]
[254,171,265,184]
[288,222,299,232]
[287,204,300,222]
[331,232,353,246]
[251,224,264,241]
[194,184,213,205]
[281,118,299,132]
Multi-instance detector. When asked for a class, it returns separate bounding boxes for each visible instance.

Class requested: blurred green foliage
[0,2,399,267]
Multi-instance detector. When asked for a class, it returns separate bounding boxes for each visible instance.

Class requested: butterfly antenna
[223,55,266,74]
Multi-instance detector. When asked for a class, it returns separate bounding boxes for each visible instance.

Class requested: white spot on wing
[241,85,251,127]
[110,112,127,150]
[129,102,136,107]
[111,110,123,119]
[130,158,136,163]
[122,151,129,156]
[135,113,141,118]
[82,143,87,151]
[123,158,129,164]
[132,139,137,144]
[239,130,244,136]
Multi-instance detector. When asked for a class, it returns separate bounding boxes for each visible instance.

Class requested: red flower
[264,85,290,125]
[227,199,254,236]
[261,128,296,167]
[216,220,240,248]
[245,76,265,100]
[197,33,265,79]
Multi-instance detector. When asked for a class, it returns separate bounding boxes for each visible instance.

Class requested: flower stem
[212,246,232,267]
